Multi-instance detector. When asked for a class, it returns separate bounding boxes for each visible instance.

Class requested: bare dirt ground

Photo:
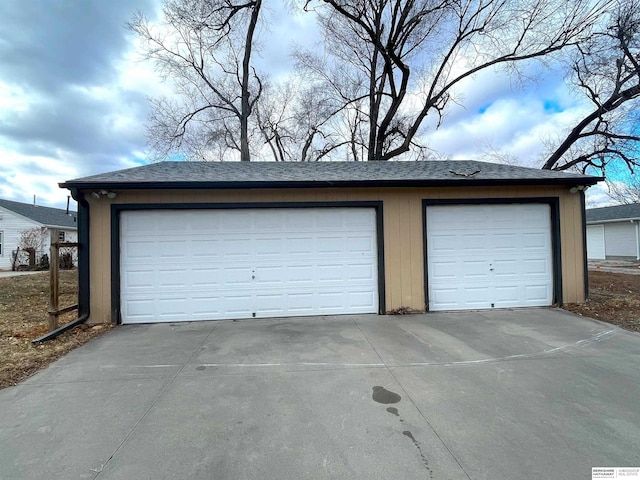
[0,271,112,389]
[564,270,640,333]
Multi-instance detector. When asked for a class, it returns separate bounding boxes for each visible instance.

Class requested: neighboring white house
[586,203,640,260]
[0,198,78,270]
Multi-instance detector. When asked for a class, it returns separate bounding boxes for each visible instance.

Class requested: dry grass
[564,270,640,333]
[0,271,112,389]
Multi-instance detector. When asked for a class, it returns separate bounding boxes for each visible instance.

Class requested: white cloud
[585,182,618,208]
[426,76,593,169]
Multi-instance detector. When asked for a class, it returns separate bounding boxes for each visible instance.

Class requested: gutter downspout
[33,189,90,343]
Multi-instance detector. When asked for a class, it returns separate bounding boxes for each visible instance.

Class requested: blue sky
[0,0,621,209]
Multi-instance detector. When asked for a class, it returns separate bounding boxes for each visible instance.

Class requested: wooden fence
[48,229,79,331]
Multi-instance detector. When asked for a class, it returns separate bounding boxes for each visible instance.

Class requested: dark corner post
[580,190,588,300]
[74,188,91,317]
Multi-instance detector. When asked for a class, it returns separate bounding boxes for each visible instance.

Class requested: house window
[0,231,3,256]
[58,231,65,242]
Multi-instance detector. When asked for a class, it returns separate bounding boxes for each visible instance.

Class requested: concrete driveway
[1,309,639,480]
[0,270,42,278]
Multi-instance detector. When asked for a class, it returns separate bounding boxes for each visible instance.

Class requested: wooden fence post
[49,229,59,331]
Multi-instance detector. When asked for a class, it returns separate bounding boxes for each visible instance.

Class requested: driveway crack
[92,323,220,479]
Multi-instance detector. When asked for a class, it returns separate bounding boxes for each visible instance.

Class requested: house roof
[0,199,78,229]
[586,203,640,223]
[60,160,601,190]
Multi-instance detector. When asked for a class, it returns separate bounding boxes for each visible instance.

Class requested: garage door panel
[191,296,221,316]
[431,261,457,280]
[494,285,520,304]
[255,293,287,315]
[316,264,343,282]
[284,211,315,228]
[427,204,553,311]
[191,268,222,287]
[254,237,284,256]
[120,208,378,323]
[493,233,518,251]
[285,237,314,255]
[347,235,377,252]
[492,259,519,277]
[254,212,284,229]
[124,269,155,289]
[222,238,252,257]
[524,285,551,303]
[348,263,376,281]
[124,299,156,322]
[316,210,342,228]
[223,295,254,315]
[522,232,548,249]
[348,290,377,309]
[286,265,315,283]
[223,266,254,286]
[158,297,188,316]
[255,266,286,286]
[218,211,249,230]
[155,214,189,231]
[287,293,316,313]
[460,233,487,250]
[521,258,550,276]
[123,241,155,260]
[429,234,457,253]
[191,240,222,258]
[317,236,345,253]
[462,260,490,279]
[318,292,349,311]
[158,268,189,287]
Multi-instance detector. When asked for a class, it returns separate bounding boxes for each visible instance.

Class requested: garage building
[60,161,600,324]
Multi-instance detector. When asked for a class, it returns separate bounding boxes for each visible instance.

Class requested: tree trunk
[240,0,261,161]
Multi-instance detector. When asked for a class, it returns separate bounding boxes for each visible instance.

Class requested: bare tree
[255,80,354,161]
[17,227,46,269]
[542,1,640,173]
[301,0,609,161]
[19,227,46,254]
[129,0,263,161]
[607,176,640,204]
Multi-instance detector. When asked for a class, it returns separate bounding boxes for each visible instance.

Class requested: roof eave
[587,217,640,224]
[60,176,602,191]
[43,224,78,230]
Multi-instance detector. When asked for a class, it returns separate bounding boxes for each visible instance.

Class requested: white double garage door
[120,208,380,324]
[119,204,553,323]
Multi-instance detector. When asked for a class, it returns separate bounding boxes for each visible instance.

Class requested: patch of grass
[0,271,112,389]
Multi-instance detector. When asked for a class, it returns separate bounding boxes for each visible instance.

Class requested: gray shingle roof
[0,199,77,228]
[61,160,601,189]
[586,203,640,222]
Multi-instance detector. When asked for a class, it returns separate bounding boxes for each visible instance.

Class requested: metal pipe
[32,313,89,344]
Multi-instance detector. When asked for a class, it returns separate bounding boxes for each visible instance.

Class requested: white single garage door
[586,225,606,260]
[426,203,553,311]
[120,208,378,323]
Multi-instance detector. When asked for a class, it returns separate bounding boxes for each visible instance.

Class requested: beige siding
[84,185,586,323]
